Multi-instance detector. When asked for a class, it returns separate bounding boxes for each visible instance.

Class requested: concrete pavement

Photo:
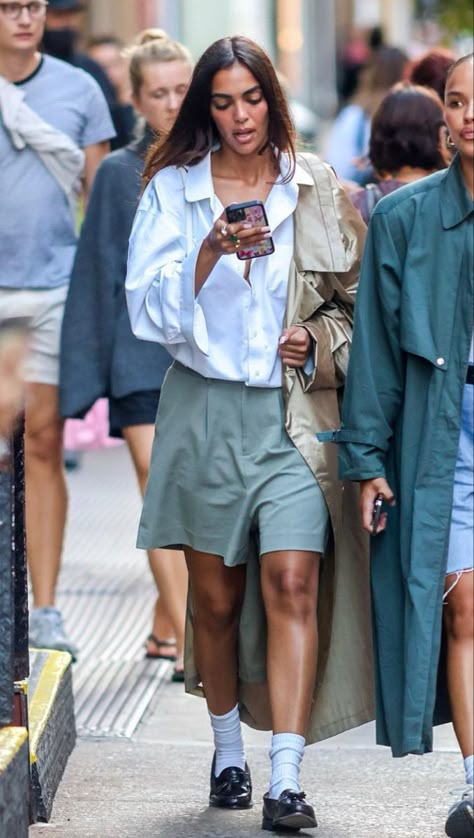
[29,446,461,838]
[30,681,461,837]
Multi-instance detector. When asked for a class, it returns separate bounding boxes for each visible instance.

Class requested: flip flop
[144,634,178,661]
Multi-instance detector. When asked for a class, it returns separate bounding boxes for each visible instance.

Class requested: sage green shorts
[137,362,329,565]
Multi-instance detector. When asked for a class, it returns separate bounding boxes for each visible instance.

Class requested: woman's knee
[192,589,243,631]
[265,567,317,619]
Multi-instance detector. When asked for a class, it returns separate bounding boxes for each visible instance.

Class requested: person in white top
[126,35,366,832]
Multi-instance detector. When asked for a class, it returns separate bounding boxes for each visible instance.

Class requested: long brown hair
[143,35,296,186]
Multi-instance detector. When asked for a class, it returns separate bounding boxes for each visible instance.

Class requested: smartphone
[225,200,274,260]
[371,493,384,536]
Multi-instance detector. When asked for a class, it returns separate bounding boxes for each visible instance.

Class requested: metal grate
[54,445,172,738]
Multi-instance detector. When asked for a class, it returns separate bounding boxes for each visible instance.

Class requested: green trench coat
[184,154,375,744]
[335,156,474,757]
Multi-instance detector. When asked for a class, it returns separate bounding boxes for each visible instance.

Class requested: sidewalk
[29,446,460,838]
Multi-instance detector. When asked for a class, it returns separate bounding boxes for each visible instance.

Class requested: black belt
[467,365,474,385]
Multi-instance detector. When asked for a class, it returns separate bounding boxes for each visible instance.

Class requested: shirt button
[436,357,445,366]
[255,370,261,377]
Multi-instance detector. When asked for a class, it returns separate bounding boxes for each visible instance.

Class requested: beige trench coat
[184,153,375,744]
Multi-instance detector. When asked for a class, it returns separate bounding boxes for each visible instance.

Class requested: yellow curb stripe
[0,727,28,772]
[28,650,72,765]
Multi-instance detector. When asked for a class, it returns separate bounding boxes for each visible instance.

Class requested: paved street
[30,445,460,838]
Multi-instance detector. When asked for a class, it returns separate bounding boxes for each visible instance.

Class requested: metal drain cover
[54,446,174,738]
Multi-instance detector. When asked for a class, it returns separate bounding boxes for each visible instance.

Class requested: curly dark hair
[369,82,446,175]
[143,35,296,185]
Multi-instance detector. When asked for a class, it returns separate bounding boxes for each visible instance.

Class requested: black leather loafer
[209,753,252,809]
[262,789,317,831]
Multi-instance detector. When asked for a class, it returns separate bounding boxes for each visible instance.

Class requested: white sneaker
[445,785,474,838]
[29,607,78,661]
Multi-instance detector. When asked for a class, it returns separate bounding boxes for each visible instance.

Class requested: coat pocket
[400,278,454,371]
[400,326,449,372]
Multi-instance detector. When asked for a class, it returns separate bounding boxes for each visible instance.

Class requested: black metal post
[0,422,29,727]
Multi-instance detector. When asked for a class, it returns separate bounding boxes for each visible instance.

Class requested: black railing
[0,425,29,727]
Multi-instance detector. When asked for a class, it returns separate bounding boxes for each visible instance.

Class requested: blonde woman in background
[59,30,193,679]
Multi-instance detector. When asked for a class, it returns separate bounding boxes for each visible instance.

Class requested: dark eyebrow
[211,84,261,100]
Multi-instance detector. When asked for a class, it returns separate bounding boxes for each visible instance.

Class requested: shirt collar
[440,154,474,229]
[183,150,314,203]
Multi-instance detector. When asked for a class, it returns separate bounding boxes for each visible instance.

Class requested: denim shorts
[137,362,329,564]
[446,379,474,575]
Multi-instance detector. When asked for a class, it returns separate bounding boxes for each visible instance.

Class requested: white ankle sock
[209,704,245,776]
[464,755,474,785]
[269,733,305,800]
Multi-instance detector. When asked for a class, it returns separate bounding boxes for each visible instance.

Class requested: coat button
[436,357,445,366]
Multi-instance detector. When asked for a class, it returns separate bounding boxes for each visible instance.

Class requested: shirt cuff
[303,355,315,376]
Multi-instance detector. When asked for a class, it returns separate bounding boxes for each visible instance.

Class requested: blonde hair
[127,29,193,97]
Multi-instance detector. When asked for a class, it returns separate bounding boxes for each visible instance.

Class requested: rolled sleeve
[126,173,209,354]
[338,442,387,481]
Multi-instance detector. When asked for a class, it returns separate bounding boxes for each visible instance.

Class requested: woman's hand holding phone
[359,477,396,535]
[196,210,271,294]
[205,210,271,258]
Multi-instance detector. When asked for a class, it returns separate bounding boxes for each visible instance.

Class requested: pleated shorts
[137,362,329,565]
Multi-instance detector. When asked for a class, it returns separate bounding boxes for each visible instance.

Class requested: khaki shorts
[0,285,68,386]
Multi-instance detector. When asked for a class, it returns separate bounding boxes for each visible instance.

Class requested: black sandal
[171,657,185,682]
[144,634,177,661]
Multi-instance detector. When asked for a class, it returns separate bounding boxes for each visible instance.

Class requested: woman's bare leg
[123,423,188,657]
[185,548,246,714]
[260,550,320,734]
[259,550,320,810]
[147,595,176,656]
[444,570,474,758]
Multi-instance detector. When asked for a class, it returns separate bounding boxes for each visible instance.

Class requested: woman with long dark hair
[127,36,371,832]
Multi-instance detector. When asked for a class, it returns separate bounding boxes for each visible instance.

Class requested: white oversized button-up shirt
[126,151,313,388]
